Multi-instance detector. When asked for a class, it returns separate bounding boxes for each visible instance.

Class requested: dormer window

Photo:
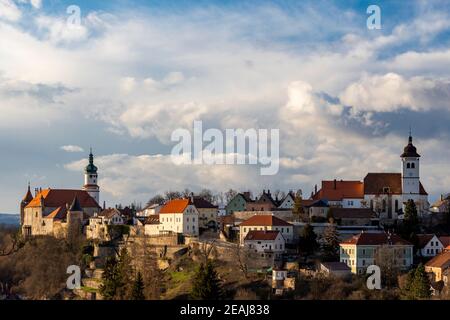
[383,187,390,193]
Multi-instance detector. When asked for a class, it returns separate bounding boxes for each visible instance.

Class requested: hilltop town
[1,134,450,300]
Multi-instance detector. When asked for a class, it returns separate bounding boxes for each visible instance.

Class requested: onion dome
[401,135,420,158]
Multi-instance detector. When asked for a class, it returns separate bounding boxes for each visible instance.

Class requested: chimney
[190,192,194,204]
[103,201,106,210]
[441,194,444,201]
[334,179,337,189]
[314,185,317,194]
[268,189,271,196]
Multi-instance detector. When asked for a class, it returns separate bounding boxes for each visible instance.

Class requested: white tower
[401,133,420,197]
[83,148,100,205]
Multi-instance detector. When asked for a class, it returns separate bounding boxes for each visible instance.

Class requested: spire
[69,195,82,212]
[22,182,34,203]
[85,148,98,174]
[401,130,420,158]
[409,126,412,144]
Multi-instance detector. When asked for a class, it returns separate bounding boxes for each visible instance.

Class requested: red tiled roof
[425,251,450,268]
[439,236,450,248]
[313,180,364,201]
[145,215,160,225]
[244,230,280,241]
[341,232,411,246]
[99,208,121,219]
[364,173,428,195]
[416,234,436,248]
[192,197,218,209]
[159,199,190,214]
[26,189,100,209]
[45,206,67,220]
[240,215,292,227]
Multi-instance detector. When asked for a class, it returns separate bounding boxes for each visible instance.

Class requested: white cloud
[340,73,450,112]
[60,145,84,153]
[0,0,21,21]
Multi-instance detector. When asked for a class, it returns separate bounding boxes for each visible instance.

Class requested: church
[20,150,101,238]
[312,133,429,221]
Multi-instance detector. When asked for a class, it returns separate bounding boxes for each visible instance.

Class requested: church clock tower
[401,133,420,196]
[83,148,100,205]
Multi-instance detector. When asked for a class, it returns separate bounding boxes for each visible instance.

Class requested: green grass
[81,286,98,293]
[170,271,192,283]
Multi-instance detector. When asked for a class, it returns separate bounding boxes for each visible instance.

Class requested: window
[407,163,411,169]
[362,260,366,266]
[395,199,399,212]
[382,199,387,211]
[411,163,415,169]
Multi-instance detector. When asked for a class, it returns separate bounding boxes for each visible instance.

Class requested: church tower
[83,149,100,205]
[20,183,34,225]
[401,133,420,196]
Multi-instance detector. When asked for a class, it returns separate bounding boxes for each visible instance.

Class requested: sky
[1,0,450,213]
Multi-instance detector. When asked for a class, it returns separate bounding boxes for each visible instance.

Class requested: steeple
[85,148,98,174]
[401,131,420,158]
[69,195,83,212]
[22,182,34,203]
[83,148,100,205]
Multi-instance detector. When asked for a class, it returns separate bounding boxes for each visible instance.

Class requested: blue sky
[1,0,450,213]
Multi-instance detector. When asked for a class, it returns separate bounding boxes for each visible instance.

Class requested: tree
[225,189,238,203]
[116,247,133,299]
[232,244,250,279]
[411,264,431,299]
[374,245,400,288]
[100,256,120,300]
[146,194,164,207]
[322,222,340,261]
[198,189,215,204]
[299,224,318,257]
[401,269,415,299]
[402,199,420,241]
[131,272,145,300]
[190,261,222,300]
[164,190,182,201]
[292,190,305,221]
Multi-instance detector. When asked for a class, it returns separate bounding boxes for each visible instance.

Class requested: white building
[417,234,444,257]
[137,203,163,217]
[239,215,293,245]
[244,230,286,257]
[145,199,199,236]
[277,192,295,209]
[86,208,124,240]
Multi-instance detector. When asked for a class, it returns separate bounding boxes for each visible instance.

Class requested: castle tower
[67,196,83,239]
[20,183,34,225]
[83,148,100,205]
[401,133,420,197]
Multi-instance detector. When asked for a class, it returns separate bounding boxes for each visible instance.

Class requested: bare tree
[0,227,24,257]
[232,244,250,279]
[225,189,238,203]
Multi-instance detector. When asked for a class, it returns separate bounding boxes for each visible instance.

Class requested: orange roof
[26,189,100,209]
[159,199,190,214]
[313,180,364,201]
[341,232,411,246]
[240,215,292,227]
[425,251,450,269]
[45,206,67,220]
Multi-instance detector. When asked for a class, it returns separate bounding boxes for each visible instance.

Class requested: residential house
[305,199,329,219]
[330,208,378,226]
[425,251,450,282]
[137,203,163,217]
[246,190,278,211]
[340,232,413,274]
[277,191,296,209]
[416,234,444,257]
[430,194,449,213]
[312,180,364,208]
[318,262,351,278]
[244,230,286,258]
[225,192,253,215]
[150,199,199,236]
[239,215,293,245]
[192,196,218,229]
[144,215,162,236]
[86,208,124,240]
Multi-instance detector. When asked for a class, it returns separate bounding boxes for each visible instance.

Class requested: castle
[20,150,101,238]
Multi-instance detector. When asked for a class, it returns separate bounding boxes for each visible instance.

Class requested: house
[277,191,296,209]
[144,215,161,236]
[272,268,295,295]
[148,199,199,236]
[425,251,450,282]
[192,196,218,229]
[244,230,286,257]
[246,190,278,211]
[225,192,253,215]
[430,194,450,213]
[305,199,329,219]
[137,203,163,217]
[330,208,378,226]
[318,262,351,278]
[239,215,293,245]
[340,232,413,274]
[416,234,444,257]
[312,180,364,208]
[86,208,124,240]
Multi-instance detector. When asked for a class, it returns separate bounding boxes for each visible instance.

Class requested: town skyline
[2,0,450,213]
